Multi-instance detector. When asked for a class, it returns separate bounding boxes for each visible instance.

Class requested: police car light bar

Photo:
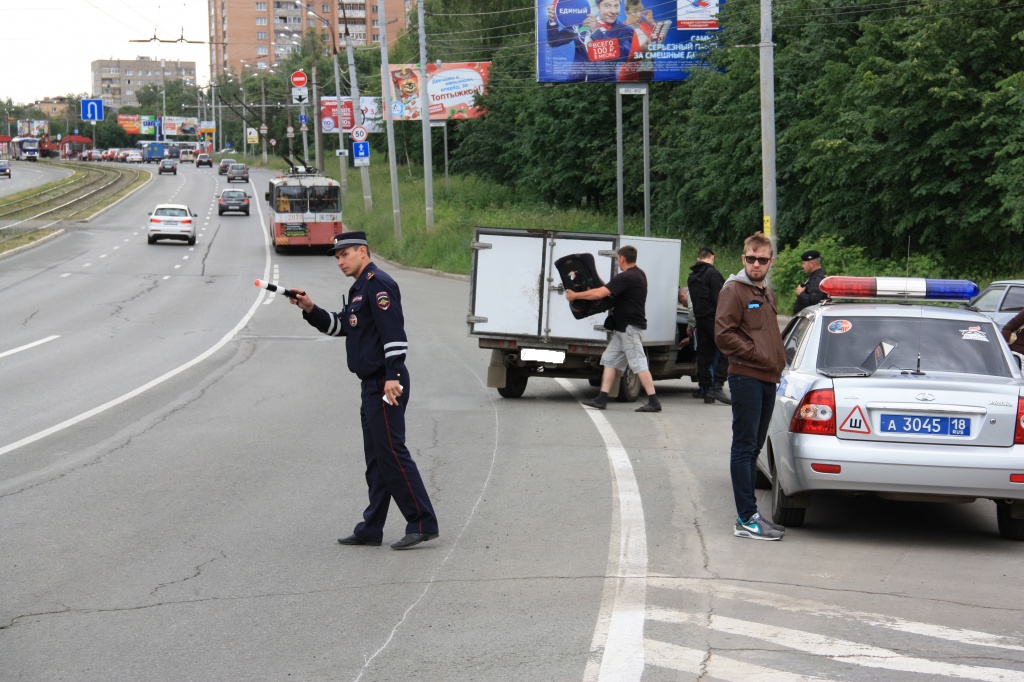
[819,276,979,301]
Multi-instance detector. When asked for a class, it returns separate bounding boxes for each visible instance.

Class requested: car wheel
[218,210,224,215]
[147,235,156,244]
[771,462,806,527]
[188,236,196,246]
[497,368,528,399]
[244,210,250,216]
[615,367,641,402]
[996,500,1024,540]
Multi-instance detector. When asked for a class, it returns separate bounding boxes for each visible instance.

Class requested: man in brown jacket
[715,232,787,540]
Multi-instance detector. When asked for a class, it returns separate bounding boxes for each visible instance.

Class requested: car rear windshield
[155,208,188,217]
[230,165,246,171]
[817,315,1011,377]
[222,192,246,199]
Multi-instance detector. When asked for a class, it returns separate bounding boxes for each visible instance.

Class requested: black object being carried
[555,252,614,320]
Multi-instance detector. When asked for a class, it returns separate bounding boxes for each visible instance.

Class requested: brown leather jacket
[715,272,786,383]
[1001,309,1024,355]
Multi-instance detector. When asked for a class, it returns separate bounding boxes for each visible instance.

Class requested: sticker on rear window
[827,320,853,334]
[959,326,989,342]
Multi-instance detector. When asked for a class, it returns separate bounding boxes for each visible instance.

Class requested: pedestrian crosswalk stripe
[644,638,833,681]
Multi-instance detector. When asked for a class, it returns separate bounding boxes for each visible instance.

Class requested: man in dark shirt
[687,247,730,404]
[289,232,439,551]
[793,249,827,314]
[565,245,661,412]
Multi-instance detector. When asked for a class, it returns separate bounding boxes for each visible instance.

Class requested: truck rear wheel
[497,369,528,399]
[615,368,641,402]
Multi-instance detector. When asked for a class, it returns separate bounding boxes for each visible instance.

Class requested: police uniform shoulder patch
[376,290,390,310]
[366,271,375,280]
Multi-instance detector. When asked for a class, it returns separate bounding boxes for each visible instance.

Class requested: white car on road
[147,203,197,245]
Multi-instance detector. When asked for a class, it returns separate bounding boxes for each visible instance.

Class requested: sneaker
[749,511,785,534]
[734,515,783,540]
[581,397,607,410]
[706,387,732,405]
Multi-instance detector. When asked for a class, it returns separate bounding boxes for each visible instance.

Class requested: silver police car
[762,277,1024,540]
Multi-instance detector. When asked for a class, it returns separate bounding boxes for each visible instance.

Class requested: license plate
[163,221,178,226]
[879,414,971,436]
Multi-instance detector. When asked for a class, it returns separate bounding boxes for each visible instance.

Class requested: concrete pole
[417,0,434,229]
[313,65,324,172]
[759,0,778,258]
[378,0,401,240]
[261,77,268,165]
[341,4,371,210]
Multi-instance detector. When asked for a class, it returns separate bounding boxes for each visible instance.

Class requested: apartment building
[91,58,198,109]
[209,0,411,78]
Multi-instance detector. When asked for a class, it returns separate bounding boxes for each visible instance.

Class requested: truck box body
[468,227,695,399]
[143,143,165,163]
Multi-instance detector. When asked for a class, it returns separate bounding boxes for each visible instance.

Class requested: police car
[762,277,1024,540]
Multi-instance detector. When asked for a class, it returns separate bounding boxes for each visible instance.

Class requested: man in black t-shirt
[565,245,661,412]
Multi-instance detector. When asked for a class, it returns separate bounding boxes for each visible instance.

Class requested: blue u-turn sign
[81,99,104,121]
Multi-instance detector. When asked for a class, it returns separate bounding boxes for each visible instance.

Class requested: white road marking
[0,335,60,360]
[60,273,70,278]
[174,264,181,269]
[0,215,274,457]
[162,276,171,280]
[644,638,832,681]
[647,607,1024,681]
[649,577,1024,652]
[556,379,647,682]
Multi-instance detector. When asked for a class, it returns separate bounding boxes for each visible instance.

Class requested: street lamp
[4,108,10,138]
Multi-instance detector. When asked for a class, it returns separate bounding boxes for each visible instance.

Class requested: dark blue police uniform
[302,236,438,546]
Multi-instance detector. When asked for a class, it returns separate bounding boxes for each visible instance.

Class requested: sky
[1,0,211,105]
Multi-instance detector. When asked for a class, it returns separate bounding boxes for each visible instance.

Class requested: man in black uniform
[565,245,661,412]
[687,247,730,405]
[289,232,439,550]
[793,249,827,314]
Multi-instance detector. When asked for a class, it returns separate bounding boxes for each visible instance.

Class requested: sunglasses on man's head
[743,255,772,265]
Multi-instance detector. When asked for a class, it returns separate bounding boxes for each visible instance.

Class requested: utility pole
[261,76,268,165]
[378,0,401,240]
[341,2,372,210]
[330,40,348,198]
[759,0,778,258]
[313,65,324,171]
[417,0,434,229]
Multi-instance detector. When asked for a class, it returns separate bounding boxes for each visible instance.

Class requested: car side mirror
[264,192,270,201]
[192,212,198,217]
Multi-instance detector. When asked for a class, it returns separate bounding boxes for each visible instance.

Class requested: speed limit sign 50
[350,126,368,143]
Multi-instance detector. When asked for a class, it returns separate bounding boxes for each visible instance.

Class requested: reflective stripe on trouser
[353,373,438,542]
[601,325,649,373]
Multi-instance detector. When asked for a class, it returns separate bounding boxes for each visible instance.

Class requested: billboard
[320,96,383,134]
[117,115,156,135]
[383,62,491,121]
[537,0,720,83]
[163,117,199,136]
[17,120,49,136]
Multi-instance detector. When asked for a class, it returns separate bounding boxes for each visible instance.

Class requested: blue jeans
[728,374,776,521]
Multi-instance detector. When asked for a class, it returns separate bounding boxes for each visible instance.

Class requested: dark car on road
[0,159,10,178]
[158,159,177,175]
[218,158,235,175]
[218,190,251,215]
[226,163,249,183]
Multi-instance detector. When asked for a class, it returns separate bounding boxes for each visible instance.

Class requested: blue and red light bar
[819,277,979,301]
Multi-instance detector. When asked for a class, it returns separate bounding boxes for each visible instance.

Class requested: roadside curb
[376,257,470,283]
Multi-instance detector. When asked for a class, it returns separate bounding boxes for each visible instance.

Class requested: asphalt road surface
[0,160,73,198]
[2,166,1023,681]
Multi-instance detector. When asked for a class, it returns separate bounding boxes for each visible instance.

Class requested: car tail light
[790,388,836,435]
[1014,397,1024,444]
[811,463,841,474]
[1011,474,1024,483]
[182,219,192,224]
[150,217,160,223]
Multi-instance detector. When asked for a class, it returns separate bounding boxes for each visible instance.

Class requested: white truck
[467,227,697,399]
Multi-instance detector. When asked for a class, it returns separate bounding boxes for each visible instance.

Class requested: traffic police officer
[289,231,439,550]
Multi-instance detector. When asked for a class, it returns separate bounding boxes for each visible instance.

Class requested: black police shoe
[338,534,381,546]
[390,533,439,550]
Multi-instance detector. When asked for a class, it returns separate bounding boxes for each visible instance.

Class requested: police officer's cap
[801,249,821,262]
[327,231,369,255]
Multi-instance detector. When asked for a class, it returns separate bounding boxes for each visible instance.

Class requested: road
[0,160,73,198]
[2,165,1023,681]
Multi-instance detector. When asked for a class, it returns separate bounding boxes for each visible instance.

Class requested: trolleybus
[264,167,344,253]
